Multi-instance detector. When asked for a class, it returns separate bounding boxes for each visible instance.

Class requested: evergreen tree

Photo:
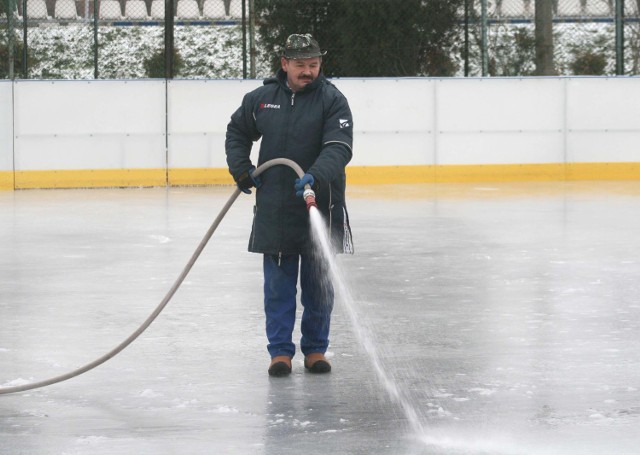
[255,0,463,77]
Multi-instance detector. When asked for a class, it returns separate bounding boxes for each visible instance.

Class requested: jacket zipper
[273,90,298,265]
[276,92,295,266]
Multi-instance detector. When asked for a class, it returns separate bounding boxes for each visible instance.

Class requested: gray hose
[0,158,305,395]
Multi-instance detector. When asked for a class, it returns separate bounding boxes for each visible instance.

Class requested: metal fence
[2,0,640,79]
[471,0,640,76]
[0,0,248,79]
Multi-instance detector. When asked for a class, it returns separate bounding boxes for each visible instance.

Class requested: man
[225,33,354,377]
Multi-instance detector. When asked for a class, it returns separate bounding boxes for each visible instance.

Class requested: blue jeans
[263,253,334,359]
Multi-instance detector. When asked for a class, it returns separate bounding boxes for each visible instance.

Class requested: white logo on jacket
[339,119,350,128]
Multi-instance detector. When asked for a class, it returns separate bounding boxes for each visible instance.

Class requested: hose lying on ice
[0,158,310,395]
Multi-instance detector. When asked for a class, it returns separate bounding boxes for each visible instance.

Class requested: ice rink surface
[1,181,640,454]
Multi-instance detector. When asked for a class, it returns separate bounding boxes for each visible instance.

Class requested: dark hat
[283,34,327,59]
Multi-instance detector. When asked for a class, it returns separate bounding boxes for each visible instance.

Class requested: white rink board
[167,79,262,168]
[438,131,565,165]
[437,78,565,132]
[3,77,640,176]
[567,133,640,163]
[0,82,12,172]
[566,78,640,163]
[336,79,435,166]
[13,80,166,171]
[567,78,640,130]
[436,78,565,165]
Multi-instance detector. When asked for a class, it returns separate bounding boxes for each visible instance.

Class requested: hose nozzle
[303,188,318,211]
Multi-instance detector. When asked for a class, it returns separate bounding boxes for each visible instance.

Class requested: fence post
[7,0,15,79]
[481,0,488,76]
[615,0,625,75]
[242,0,247,79]
[534,0,555,75]
[94,0,99,78]
[165,0,175,79]
[464,0,470,77]
[21,0,26,77]
[249,0,256,78]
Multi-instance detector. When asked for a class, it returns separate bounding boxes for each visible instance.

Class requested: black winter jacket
[225,69,354,256]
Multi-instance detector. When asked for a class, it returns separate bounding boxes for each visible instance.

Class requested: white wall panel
[352,132,433,166]
[337,79,435,132]
[567,78,640,131]
[439,132,564,165]
[4,77,640,182]
[337,78,435,165]
[436,78,565,164]
[437,78,565,132]
[566,78,640,163]
[0,82,13,172]
[14,135,166,170]
[14,80,166,170]
[167,79,262,168]
[568,133,640,163]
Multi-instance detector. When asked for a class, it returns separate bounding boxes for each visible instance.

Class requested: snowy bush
[2,20,639,78]
[2,23,269,79]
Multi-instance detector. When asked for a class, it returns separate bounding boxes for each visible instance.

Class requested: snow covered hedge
[2,21,639,78]
[3,23,272,79]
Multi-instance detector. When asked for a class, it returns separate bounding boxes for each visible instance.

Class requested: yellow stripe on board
[168,168,234,186]
[14,169,167,189]
[433,163,567,183]
[0,171,14,190]
[7,162,640,190]
[346,165,437,184]
[566,162,640,181]
[347,163,640,184]
[346,164,569,184]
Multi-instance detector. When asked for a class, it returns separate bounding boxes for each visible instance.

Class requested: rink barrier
[0,172,13,189]
[5,163,640,190]
[2,77,640,190]
[13,169,168,189]
[7,162,640,190]
[346,162,640,184]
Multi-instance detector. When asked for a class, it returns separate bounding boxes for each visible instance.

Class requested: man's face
[281,57,321,92]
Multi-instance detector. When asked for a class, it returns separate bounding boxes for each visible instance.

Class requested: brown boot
[304,353,331,374]
[268,356,292,377]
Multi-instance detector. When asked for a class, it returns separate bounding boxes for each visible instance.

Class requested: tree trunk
[534,0,555,75]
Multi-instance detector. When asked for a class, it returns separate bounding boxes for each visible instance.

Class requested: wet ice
[1,182,640,454]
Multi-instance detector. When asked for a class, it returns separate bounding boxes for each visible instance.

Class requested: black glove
[236,166,262,194]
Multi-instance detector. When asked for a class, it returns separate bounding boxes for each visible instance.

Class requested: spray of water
[308,206,538,455]
[308,206,426,437]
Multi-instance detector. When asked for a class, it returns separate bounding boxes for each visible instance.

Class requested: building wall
[1,77,639,190]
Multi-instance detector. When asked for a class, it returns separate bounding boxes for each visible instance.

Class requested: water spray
[0,158,308,395]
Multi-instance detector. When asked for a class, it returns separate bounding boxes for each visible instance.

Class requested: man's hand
[236,166,262,194]
[294,173,314,197]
